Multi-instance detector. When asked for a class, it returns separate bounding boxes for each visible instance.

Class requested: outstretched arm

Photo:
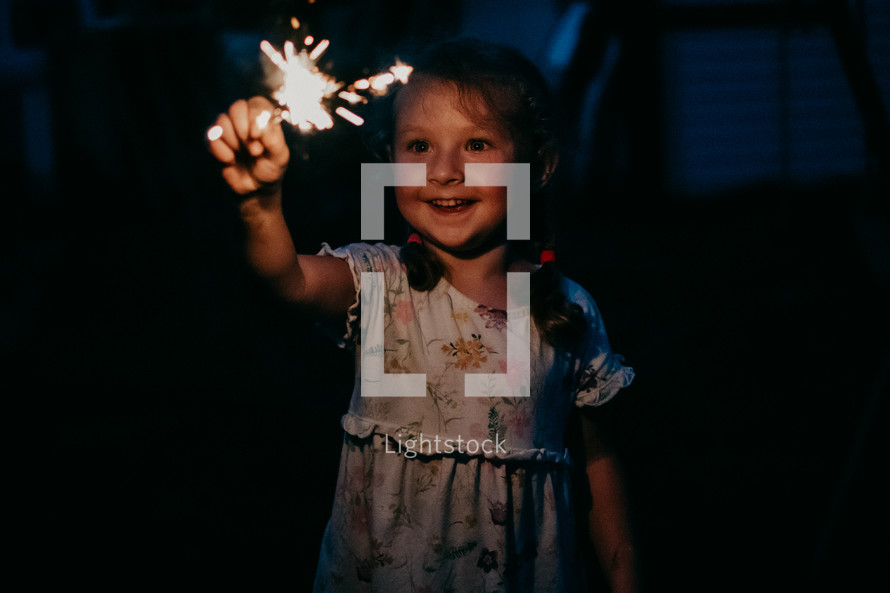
[580,409,640,593]
[208,97,354,316]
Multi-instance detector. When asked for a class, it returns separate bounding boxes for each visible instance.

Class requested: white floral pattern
[312,243,634,592]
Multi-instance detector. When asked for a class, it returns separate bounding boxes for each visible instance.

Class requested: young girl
[209,38,639,593]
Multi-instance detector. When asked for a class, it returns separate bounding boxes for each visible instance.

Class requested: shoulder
[558,274,602,320]
[319,242,404,273]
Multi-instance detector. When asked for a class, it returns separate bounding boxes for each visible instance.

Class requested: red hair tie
[539,249,556,264]
[407,233,422,244]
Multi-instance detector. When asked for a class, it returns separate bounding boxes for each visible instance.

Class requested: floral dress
[312,242,634,593]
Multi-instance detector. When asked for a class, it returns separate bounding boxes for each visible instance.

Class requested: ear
[535,146,559,190]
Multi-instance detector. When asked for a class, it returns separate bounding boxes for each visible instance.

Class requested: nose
[428,148,464,186]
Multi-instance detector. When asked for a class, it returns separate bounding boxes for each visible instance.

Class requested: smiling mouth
[428,198,475,212]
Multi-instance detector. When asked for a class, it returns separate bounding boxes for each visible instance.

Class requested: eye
[467,139,489,152]
[408,140,430,153]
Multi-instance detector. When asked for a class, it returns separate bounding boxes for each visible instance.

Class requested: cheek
[485,190,509,211]
[394,188,418,219]
[484,192,509,227]
[394,187,413,207]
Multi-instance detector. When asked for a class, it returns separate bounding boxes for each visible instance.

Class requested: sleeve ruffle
[574,356,635,407]
[314,242,403,348]
[562,277,635,407]
[315,242,361,347]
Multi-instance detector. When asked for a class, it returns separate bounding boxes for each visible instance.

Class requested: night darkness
[4,0,889,591]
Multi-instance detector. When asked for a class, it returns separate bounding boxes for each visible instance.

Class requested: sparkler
[260,38,341,131]
[208,20,412,144]
[253,21,409,132]
[257,37,413,133]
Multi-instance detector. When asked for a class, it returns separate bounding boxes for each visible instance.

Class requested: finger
[261,123,290,167]
[247,96,277,139]
[228,99,250,145]
[246,97,289,164]
[208,115,239,164]
[248,140,265,157]
[251,157,288,186]
[222,165,258,196]
[212,112,241,151]
[245,109,272,156]
[209,133,237,165]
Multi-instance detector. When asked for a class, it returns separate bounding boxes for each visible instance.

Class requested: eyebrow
[394,123,506,137]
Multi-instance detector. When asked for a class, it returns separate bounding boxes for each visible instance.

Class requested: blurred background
[4,0,888,590]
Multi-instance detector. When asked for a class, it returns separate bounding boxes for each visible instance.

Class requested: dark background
[4,0,889,590]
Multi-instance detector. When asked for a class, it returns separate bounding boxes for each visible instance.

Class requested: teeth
[430,199,468,207]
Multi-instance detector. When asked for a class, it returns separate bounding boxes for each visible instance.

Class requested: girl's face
[392,77,517,255]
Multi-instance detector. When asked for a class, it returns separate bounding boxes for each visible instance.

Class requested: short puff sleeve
[564,279,635,407]
[315,242,403,346]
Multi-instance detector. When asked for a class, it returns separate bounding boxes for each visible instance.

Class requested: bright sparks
[308,39,330,61]
[338,90,363,104]
[259,25,412,133]
[335,106,364,126]
[261,38,340,130]
[364,61,414,96]
[390,60,413,84]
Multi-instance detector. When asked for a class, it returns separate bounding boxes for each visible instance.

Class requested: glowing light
[308,39,330,61]
[390,60,413,84]
[338,90,363,104]
[256,110,272,130]
[335,106,364,126]
[207,125,223,141]
[290,17,300,29]
[364,62,413,96]
[261,39,341,131]
[260,40,287,70]
[370,72,395,92]
[257,24,412,133]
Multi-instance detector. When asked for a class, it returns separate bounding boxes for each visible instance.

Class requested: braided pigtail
[531,247,587,349]
[401,234,445,292]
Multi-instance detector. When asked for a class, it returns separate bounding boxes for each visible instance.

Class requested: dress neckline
[435,274,531,316]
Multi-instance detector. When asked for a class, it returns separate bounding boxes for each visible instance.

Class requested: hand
[207,97,290,196]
